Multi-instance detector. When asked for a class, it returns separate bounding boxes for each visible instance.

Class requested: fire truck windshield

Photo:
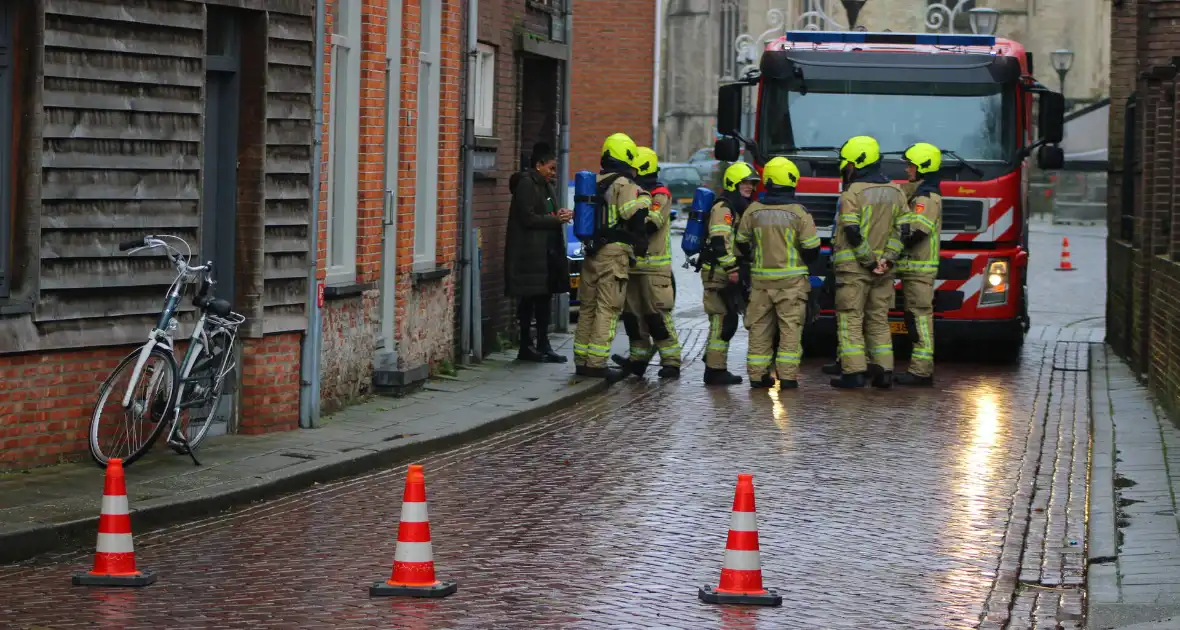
[760,79,1016,162]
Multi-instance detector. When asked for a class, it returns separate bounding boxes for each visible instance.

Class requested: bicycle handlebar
[118,237,145,251]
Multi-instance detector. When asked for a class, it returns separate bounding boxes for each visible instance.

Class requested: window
[326,0,361,284]
[470,43,495,137]
[414,0,442,265]
[0,3,14,299]
[760,79,1015,162]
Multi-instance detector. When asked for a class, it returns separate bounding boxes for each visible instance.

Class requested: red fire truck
[712,30,1067,361]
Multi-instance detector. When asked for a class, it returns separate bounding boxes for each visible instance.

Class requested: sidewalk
[0,332,608,563]
[1089,344,1180,629]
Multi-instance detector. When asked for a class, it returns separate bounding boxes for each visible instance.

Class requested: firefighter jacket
[633,186,673,276]
[896,181,943,277]
[831,180,907,274]
[734,200,821,290]
[701,199,739,289]
[596,173,652,252]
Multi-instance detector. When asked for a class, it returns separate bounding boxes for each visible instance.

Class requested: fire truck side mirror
[1037,145,1065,171]
[717,83,745,137]
[1038,91,1066,144]
[715,136,741,162]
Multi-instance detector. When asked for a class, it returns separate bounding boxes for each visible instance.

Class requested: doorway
[200,7,242,438]
[378,0,403,367]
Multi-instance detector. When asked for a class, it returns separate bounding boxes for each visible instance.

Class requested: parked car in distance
[659,163,704,218]
[687,145,745,188]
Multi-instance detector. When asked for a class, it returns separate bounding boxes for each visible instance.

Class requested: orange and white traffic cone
[1056,237,1075,271]
[369,464,457,597]
[72,458,157,587]
[699,473,782,606]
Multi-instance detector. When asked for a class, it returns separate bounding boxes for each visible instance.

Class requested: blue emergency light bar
[785,30,996,47]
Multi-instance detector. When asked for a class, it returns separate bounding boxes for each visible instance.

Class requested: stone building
[314,0,463,413]
[1105,0,1180,417]
[659,0,1111,162]
[0,0,319,468]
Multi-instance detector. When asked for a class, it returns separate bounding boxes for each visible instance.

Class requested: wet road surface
[0,224,1098,629]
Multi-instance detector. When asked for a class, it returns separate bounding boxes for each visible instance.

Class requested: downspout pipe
[652,0,662,150]
[554,5,574,332]
[299,0,327,428]
[459,0,479,363]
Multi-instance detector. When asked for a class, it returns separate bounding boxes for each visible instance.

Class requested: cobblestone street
[0,224,1104,629]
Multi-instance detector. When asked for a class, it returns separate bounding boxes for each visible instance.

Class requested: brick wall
[316,0,461,410]
[239,333,303,434]
[1105,0,1180,418]
[569,0,656,177]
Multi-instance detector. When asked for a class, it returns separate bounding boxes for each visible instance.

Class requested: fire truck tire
[988,335,1025,364]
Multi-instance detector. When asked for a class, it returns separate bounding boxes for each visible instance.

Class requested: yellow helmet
[903,142,942,174]
[839,135,881,171]
[762,157,800,188]
[633,147,658,177]
[601,133,639,166]
[722,162,760,192]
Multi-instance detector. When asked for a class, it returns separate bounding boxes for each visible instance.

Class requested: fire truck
[712,30,1067,361]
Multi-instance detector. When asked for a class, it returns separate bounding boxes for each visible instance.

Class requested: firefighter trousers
[572,244,630,369]
[901,273,935,377]
[835,270,895,374]
[702,283,740,370]
[622,273,681,367]
[745,279,809,381]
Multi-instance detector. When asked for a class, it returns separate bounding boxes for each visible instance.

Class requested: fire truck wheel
[987,336,1025,364]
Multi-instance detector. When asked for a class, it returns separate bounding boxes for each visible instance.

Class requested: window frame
[325,0,362,285]
[0,3,14,299]
[413,0,443,267]
[471,43,495,138]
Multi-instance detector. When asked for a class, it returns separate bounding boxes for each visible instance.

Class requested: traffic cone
[698,473,782,606]
[1056,237,1075,271]
[369,464,457,597]
[72,458,157,587]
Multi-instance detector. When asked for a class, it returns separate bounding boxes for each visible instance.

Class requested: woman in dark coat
[504,142,572,362]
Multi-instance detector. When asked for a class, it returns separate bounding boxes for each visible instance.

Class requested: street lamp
[840,0,867,30]
[1051,48,1074,95]
[967,7,1000,36]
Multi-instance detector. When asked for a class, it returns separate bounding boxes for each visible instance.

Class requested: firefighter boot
[577,365,629,384]
[868,364,893,389]
[657,365,680,379]
[895,372,934,387]
[830,372,867,388]
[611,353,647,377]
[750,374,776,389]
[821,360,842,375]
[704,368,743,386]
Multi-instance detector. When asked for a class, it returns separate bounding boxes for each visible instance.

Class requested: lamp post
[840,0,867,30]
[1051,48,1074,96]
[967,7,1000,36]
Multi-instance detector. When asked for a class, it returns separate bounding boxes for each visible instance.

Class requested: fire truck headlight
[980,259,1009,306]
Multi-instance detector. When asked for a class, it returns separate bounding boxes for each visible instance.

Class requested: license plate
[890,321,908,335]
[570,276,579,289]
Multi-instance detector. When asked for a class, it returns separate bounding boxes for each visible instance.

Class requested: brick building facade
[0,0,317,469]
[316,0,462,412]
[1105,0,1180,417]
[471,0,657,344]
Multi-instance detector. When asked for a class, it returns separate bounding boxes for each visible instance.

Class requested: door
[378,0,403,365]
[200,7,242,437]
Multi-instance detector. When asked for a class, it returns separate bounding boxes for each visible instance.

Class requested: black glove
[843,224,863,247]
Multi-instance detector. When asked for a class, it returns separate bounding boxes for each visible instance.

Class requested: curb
[0,376,610,564]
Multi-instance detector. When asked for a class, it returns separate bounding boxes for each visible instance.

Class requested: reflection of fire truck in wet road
[713,30,1067,360]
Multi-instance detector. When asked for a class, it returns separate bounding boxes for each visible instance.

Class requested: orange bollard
[72,459,157,587]
[370,464,457,597]
[1056,236,1075,271]
[698,473,782,606]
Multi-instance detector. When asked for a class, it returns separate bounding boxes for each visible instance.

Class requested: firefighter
[828,135,907,389]
[734,157,821,389]
[895,142,943,386]
[699,162,760,386]
[571,132,652,382]
[612,147,681,378]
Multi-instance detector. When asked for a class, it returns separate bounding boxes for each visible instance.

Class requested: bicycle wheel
[89,346,179,468]
[170,334,237,453]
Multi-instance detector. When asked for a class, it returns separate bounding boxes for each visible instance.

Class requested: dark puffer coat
[504,169,571,297]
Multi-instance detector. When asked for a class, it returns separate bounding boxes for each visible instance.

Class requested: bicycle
[87,235,245,468]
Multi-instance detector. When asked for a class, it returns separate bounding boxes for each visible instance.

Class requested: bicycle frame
[172,313,241,424]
